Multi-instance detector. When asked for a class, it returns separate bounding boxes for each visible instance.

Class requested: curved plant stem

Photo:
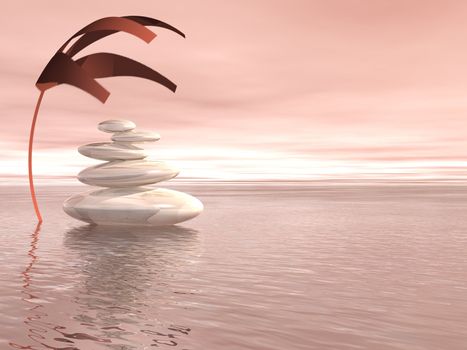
[28,91,45,223]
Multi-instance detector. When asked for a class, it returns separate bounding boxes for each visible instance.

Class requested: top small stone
[98,120,136,133]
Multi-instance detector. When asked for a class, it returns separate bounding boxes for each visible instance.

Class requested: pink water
[1,183,467,349]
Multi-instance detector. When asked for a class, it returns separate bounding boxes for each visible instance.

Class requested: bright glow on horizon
[3,143,467,183]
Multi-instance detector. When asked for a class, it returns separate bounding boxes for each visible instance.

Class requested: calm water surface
[1,183,467,349]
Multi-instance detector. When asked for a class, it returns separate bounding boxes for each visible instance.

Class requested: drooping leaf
[66,16,185,57]
[59,16,156,53]
[36,52,110,102]
[76,52,177,92]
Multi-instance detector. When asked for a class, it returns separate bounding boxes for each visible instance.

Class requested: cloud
[1,1,467,180]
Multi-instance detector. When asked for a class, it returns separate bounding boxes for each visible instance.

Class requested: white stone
[78,160,179,187]
[111,130,161,143]
[98,119,136,133]
[78,142,147,161]
[63,187,204,226]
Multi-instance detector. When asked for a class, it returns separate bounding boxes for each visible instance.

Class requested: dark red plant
[29,16,185,222]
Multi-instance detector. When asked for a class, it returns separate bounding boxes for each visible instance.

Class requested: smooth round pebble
[78,160,179,187]
[98,119,136,133]
[78,142,147,161]
[112,130,161,143]
[63,187,204,226]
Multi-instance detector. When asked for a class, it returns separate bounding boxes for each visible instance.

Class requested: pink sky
[2,0,467,182]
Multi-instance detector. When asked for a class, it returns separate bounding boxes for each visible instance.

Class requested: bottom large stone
[63,187,203,226]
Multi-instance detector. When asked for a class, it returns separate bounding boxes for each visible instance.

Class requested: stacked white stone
[63,120,203,226]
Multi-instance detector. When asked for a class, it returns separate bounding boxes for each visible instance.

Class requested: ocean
[1,182,467,349]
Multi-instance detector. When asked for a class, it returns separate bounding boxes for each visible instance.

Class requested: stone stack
[63,120,203,226]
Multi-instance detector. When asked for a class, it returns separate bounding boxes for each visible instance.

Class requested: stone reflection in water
[13,224,199,350]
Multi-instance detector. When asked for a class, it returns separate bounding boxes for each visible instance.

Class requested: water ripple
[2,184,467,349]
